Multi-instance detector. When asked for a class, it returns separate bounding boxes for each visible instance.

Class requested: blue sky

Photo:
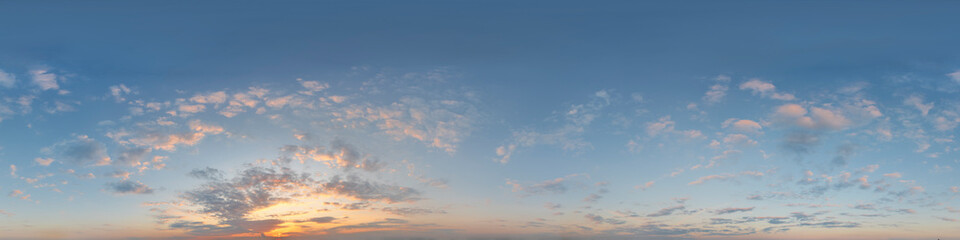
[1,1,960,239]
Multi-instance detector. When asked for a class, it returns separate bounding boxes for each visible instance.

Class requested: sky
[1,1,960,239]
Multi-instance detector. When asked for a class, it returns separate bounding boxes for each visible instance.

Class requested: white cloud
[0,69,15,88]
[34,158,54,166]
[109,84,134,102]
[722,118,762,134]
[703,75,730,103]
[948,70,960,83]
[190,91,227,104]
[903,95,933,116]
[30,68,59,91]
[646,116,676,137]
[739,78,795,100]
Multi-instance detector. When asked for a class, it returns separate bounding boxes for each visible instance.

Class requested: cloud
[108,120,224,151]
[9,165,15,177]
[585,213,626,225]
[0,69,15,88]
[188,167,225,181]
[106,180,154,194]
[281,140,384,172]
[306,216,337,223]
[298,79,329,93]
[780,131,819,155]
[347,96,479,154]
[723,119,763,134]
[30,68,59,90]
[34,158,54,166]
[177,104,206,113]
[831,143,858,166]
[646,116,676,137]
[772,104,857,131]
[647,205,686,217]
[688,174,735,185]
[715,207,755,215]
[703,84,728,103]
[322,175,422,203]
[114,147,151,166]
[903,95,934,117]
[190,91,227,104]
[635,181,654,190]
[739,78,795,100]
[948,70,960,83]
[108,84,134,102]
[508,174,585,196]
[495,91,608,163]
[182,166,316,221]
[168,219,284,236]
[381,207,446,216]
[48,135,111,166]
[723,133,757,146]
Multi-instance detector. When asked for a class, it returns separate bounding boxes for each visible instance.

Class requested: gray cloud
[106,180,154,194]
[584,213,626,225]
[181,166,314,221]
[716,207,755,215]
[780,131,819,156]
[322,175,422,203]
[115,147,151,166]
[381,207,446,216]
[168,219,283,236]
[187,167,224,181]
[51,135,111,166]
[647,205,686,217]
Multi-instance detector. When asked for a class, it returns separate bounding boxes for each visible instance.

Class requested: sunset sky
[2,1,960,239]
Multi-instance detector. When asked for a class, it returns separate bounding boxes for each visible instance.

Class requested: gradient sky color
[2,1,960,239]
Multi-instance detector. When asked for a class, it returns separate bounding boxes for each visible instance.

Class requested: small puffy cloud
[903,95,934,116]
[723,119,763,134]
[34,158,54,166]
[740,78,795,100]
[106,180,154,194]
[109,84,134,102]
[30,68,59,91]
[0,69,15,88]
[773,104,850,130]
